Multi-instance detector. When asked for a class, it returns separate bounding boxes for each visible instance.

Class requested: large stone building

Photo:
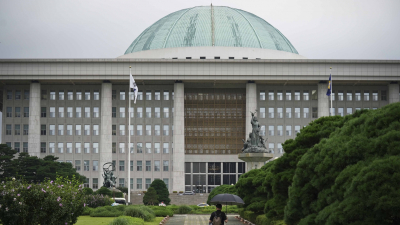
[1,5,399,194]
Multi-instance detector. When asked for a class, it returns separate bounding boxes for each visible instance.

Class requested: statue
[241,110,271,153]
[102,162,117,188]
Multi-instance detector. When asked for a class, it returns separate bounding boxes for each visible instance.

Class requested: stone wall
[129,193,210,205]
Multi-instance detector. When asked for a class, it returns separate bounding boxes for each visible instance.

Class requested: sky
[0,0,399,59]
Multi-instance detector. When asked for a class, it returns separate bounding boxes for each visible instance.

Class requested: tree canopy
[149,179,170,205]
[207,184,237,205]
[143,187,159,205]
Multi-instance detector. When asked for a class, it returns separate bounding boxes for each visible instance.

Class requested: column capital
[103,80,111,83]
[175,80,183,83]
[31,80,39,83]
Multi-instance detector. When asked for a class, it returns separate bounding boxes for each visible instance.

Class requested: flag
[326,74,332,96]
[130,70,138,104]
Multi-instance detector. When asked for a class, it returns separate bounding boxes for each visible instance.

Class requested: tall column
[318,82,329,118]
[172,82,185,192]
[246,82,257,138]
[28,81,41,157]
[388,82,399,104]
[100,81,112,186]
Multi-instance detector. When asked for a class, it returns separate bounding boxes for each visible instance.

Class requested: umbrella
[210,194,245,215]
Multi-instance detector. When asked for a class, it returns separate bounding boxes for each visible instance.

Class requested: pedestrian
[209,204,228,225]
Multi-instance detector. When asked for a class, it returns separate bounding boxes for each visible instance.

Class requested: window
[163,143,169,154]
[84,107,90,118]
[155,91,160,100]
[128,125,134,136]
[146,91,151,100]
[364,91,370,101]
[154,107,160,118]
[286,91,291,100]
[277,108,283,118]
[268,143,275,153]
[164,91,169,100]
[120,107,125,118]
[260,125,265,136]
[67,107,73,118]
[119,178,125,187]
[75,143,81,154]
[83,90,90,100]
[268,91,274,100]
[49,143,55,153]
[41,90,47,100]
[277,91,283,100]
[6,107,12,117]
[93,125,99,135]
[119,161,125,171]
[355,91,361,101]
[278,143,283,153]
[58,107,64,118]
[67,91,73,100]
[277,126,283,136]
[120,91,125,100]
[268,108,274,118]
[24,107,29,117]
[50,91,56,100]
[66,143,72,153]
[137,161,143,171]
[381,91,387,101]
[347,92,352,101]
[294,108,300,118]
[40,142,46,153]
[58,90,64,100]
[84,178,89,188]
[15,90,21,100]
[15,107,21,117]
[146,161,151,171]
[41,125,46,135]
[58,143,63,153]
[295,125,301,135]
[303,108,309,118]
[76,107,81,118]
[93,143,99,153]
[330,108,336,116]
[372,91,378,101]
[137,143,143,153]
[112,90,116,100]
[6,90,12,100]
[145,178,151,189]
[75,125,81,135]
[347,108,353,115]
[163,107,169,118]
[163,178,169,189]
[119,143,125,153]
[331,91,335,101]
[286,108,292,118]
[260,91,265,100]
[119,125,125,135]
[41,107,46,117]
[286,125,292,136]
[112,142,116,153]
[137,107,143,118]
[143,125,150,136]
[57,125,63,135]
[75,160,81,171]
[112,107,116,118]
[22,142,28,153]
[163,125,169,136]
[137,91,143,100]
[146,107,151,118]
[94,90,99,100]
[303,91,309,101]
[312,90,318,100]
[312,107,318,118]
[14,142,20,153]
[145,143,151,153]
[84,143,90,153]
[337,91,343,101]
[130,143,134,153]
[76,90,82,100]
[154,125,161,136]
[268,126,274,136]
[23,124,29,135]
[93,178,98,189]
[154,161,160,171]
[294,91,300,100]
[84,125,90,135]
[15,124,21,135]
[259,108,265,118]
[84,160,89,171]
[6,143,11,148]
[137,178,142,189]
[130,161,134,171]
[338,108,344,116]
[6,125,11,135]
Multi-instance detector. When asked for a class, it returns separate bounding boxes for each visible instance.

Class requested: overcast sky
[0,0,399,59]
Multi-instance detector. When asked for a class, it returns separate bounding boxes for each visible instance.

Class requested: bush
[90,206,124,217]
[143,187,159,205]
[108,216,144,225]
[117,187,128,194]
[95,186,113,196]
[179,191,183,193]
[113,191,124,198]
[0,176,85,225]
[173,191,177,193]
[176,205,192,214]
[83,187,94,195]
[150,179,171,205]
[84,194,114,208]
[82,207,94,215]
[124,206,155,222]
[154,209,174,217]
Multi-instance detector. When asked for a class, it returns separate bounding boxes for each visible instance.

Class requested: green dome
[124,6,298,55]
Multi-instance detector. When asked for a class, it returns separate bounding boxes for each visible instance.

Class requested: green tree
[207,184,237,205]
[0,144,18,179]
[95,186,113,196]
[83,187,94,195]
[143,187,159,205]
[117,186,128,194]
[150,179,170,205]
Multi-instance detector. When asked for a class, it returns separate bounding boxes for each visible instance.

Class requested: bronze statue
[102,162,117,187]
[241,110,270,153]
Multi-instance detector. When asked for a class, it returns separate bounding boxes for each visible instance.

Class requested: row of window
[5,142,28,153]
[112,90,173,101]
[259,90,387,101]
[5,107,30,118]
[112,107,172,118]
[74,159,170,172]
[185,174,243,186]
[185,162,246,174]
[259,107,315,119]
[260,125,302,137]
[84,178,169,190]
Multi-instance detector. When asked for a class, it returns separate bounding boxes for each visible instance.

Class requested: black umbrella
[210,194,245,215]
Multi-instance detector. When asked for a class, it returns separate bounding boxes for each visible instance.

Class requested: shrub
[82,207,94,215]
[179,191,183,193]
[0,176,85,225]
[143,187,159,205]
[124,206,155,222]
[83,187,94,195]
[173,191,177,193]
[95,186,112,196]
[90,206,124,217]
[244,211,259,224]
[176,205,192,214]
[149,179,171,205]
[117,187,128,194]
[154,209,174,217]
[113,191,124,198]
[84,194,114,208]
[108,216,144,225]
[138,205,155,215]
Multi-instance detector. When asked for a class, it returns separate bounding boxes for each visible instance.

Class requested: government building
[1,5,399,194]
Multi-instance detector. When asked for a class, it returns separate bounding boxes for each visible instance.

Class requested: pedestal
[238,153,274,171]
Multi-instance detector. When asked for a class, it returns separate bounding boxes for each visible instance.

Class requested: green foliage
[108,216,144,225]
[90,206,124,217]
[113,191,124,198]
[143,187,159,205]
[83,187,94,195]
[124,206,155,222]
[82,207,94,215]
[176,205,192,214]
[153,209,174,217]
[149,179,170,205]
[284,103,400,225]
[95,186,113,196]
[117,187,128,194]
[84,194,114,208]
[206,184,236,205]
[0,176,85,225]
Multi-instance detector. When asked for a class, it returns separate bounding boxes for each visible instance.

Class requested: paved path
[167,215,242,225]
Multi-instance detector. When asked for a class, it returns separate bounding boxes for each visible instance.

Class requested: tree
[143,187,159,205]
[95,186,112,197]
[0,144,18,179]
[207,184,237,205]
[83,187,94,195]
[150,179,170,205]
[117,186,128,194]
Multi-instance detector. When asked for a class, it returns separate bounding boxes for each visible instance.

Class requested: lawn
[75,216,164,225]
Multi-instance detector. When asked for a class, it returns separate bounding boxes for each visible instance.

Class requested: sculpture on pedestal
[102,162,117,187]
[241,110,270,153]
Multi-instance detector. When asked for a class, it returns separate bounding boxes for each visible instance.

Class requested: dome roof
[124,6,299,55]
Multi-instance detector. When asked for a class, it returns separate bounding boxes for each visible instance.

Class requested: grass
[75,216,164,225]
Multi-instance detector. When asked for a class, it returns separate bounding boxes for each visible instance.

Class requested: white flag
[130,70,138,104]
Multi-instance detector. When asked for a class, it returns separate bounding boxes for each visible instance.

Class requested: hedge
[108,216,145,225]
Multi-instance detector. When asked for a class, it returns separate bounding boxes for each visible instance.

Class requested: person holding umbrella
[209,204,228,225]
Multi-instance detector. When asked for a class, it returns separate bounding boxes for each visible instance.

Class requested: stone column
[245,82,257,138]
[318,82,329,118]
[28,81,41,157]
[100,81,112,186]
[388,82,399,104]
[172,82,185,192]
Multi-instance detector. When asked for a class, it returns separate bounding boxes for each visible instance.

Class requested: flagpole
[330,67,332,116]
[128,66,131,204]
